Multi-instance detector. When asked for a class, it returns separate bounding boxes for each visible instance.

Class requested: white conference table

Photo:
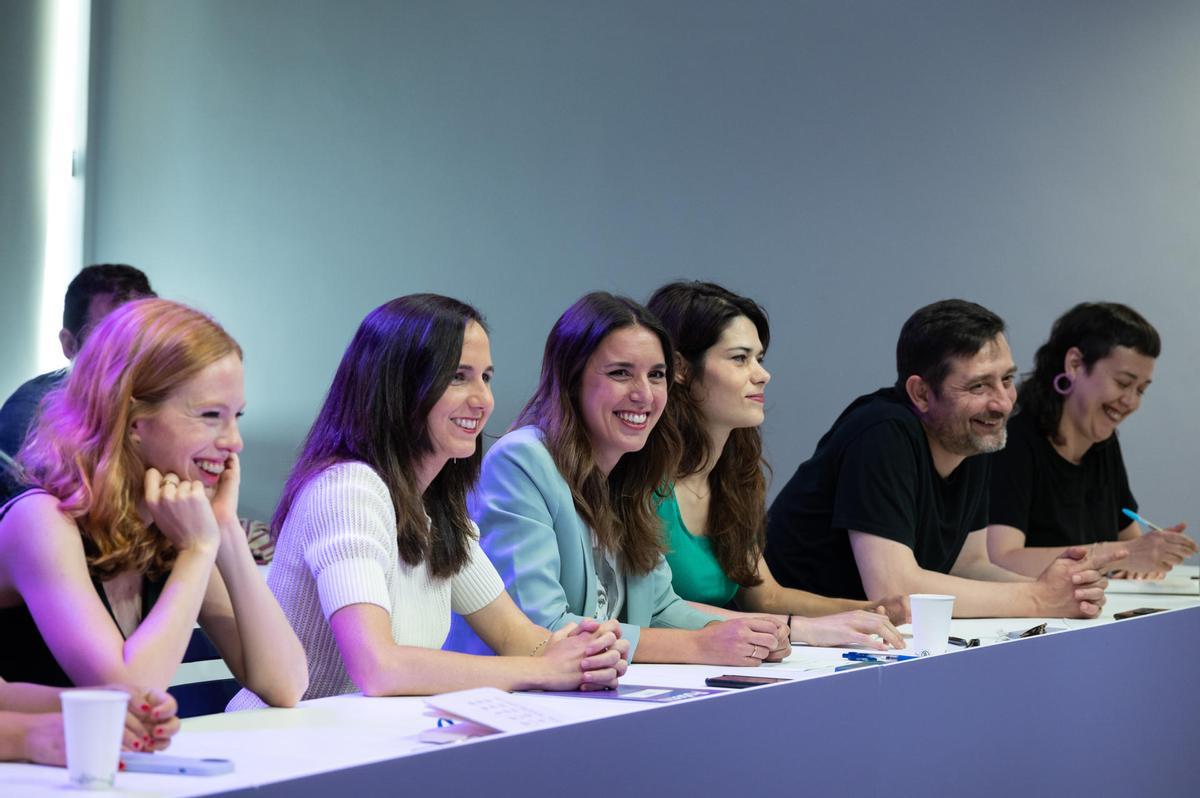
[3,572,1198,798]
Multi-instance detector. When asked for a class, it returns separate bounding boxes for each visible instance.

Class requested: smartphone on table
[704,674,790,689]
[119,752,234,776]
[1112,607,1166,620]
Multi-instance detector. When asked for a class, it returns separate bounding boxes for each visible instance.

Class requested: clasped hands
[537,619,630,691]
[118,686,180,754]
[22,687,179,768]
[1038,545,1129,618]
[703,616,792,666]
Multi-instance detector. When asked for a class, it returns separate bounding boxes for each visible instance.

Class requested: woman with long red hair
[0,299,306,708]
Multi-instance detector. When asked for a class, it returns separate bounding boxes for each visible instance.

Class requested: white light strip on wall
[37,0,91,373]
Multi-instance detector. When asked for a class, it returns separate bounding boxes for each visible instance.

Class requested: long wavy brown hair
[19,299,242,579]
[273,295,485,578]
[514,292,681,576]
[647,281,770,588]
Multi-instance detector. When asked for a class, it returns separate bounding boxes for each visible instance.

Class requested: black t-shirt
[765,388,990,600]
[0,369,67,504]
[988,410,1135,547]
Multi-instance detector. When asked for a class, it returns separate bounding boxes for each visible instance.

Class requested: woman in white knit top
[230,295,627,708]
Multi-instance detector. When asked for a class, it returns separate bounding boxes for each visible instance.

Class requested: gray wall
[0,0,51,402]
[83,0,1199,537]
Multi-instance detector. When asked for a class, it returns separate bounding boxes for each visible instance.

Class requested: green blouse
[657,487,739,607]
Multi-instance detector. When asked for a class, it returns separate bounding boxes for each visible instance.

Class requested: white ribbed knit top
[227,462,503,709]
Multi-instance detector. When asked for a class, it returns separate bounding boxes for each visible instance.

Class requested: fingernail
[155,727,163,736]
[132,740,141,750]
[140,704,151,712]
[119,762,126,771]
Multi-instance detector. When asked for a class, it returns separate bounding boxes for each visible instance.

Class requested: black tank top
[0,490,166,687]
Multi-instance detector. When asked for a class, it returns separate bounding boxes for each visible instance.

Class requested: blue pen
[842,652,918,662]
[1122,508,1164,532]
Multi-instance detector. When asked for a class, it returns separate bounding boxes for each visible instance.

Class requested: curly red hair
[19,298,242,578]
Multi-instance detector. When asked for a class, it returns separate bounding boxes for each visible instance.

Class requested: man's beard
[927,413,1008,456]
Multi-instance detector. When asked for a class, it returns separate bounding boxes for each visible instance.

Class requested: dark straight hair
[895,299,1006,395]
[274,294,486,578]
[63,264,156,340]
[514,292,681,576]
[647,281,768,588]
[1020,302,1161,442]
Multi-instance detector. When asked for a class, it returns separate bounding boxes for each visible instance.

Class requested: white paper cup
[909,594,955,656]
[60,689,128,790]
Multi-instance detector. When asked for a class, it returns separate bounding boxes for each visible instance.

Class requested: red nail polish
[132,740,141,750]
[140,704,151,712]
[155,727,163,736]
[119,762,126,771]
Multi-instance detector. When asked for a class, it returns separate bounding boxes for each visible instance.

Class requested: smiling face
[693,315,771,433]
[418,320,494,491]
[129,352,245,497]
[915,333,1017,475]
[579,324,669,475]
[1061,345,1154,446]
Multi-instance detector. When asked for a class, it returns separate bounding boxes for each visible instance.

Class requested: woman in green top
[647,282,907,649]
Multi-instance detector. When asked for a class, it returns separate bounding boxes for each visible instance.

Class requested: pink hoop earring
[1053,373,1073,396]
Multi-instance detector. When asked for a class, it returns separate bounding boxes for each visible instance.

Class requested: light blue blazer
[468,426,719,659]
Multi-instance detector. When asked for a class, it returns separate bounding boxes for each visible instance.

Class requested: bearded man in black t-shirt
[764,299,1121,618]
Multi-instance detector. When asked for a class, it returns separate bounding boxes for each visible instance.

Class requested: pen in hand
[1122,507,1164,532]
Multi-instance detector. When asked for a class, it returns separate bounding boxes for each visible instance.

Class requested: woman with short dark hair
[988,302,1195,577]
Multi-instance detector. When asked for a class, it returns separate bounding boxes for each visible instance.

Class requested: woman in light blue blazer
[472,292,790,665]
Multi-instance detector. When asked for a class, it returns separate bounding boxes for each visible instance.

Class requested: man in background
[0,264,155,503]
